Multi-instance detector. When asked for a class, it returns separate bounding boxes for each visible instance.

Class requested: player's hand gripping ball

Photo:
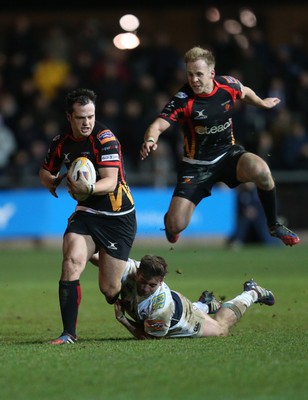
[68,157,96,201]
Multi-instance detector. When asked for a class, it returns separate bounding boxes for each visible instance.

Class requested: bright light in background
[239,8,257,28]
[119,14,140,31]
[234,34,250,49]
[224,19,242,35]
[113,33,140,50]
[114,14,140,50]
[205,7,221,22]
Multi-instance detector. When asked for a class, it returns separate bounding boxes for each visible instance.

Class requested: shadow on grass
[12,337,136,345]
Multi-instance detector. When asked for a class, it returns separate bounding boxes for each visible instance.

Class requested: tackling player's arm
[140,117,171,160]
[114,300,155,340]
[240,85,280,109]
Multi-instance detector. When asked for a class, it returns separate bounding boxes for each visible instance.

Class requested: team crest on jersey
[97,130,115,145]
[175,91,188,99]
[152,293,166,310]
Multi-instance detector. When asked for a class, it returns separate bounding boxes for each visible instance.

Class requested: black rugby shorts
[173,145,246,205]
[64,209,137,260]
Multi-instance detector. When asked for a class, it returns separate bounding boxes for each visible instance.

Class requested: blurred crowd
[0,15,308,188]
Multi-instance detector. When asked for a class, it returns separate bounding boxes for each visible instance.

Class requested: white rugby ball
[69,157,96,201]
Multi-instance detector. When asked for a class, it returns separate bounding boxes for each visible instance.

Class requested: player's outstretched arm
[140,117,171,160]
[240,86,281,109]
[114,300,151,340]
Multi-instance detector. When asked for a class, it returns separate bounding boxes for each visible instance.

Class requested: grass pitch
[0,242,307,400]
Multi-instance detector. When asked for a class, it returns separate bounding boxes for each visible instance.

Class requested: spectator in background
[119,98,148,173]
[14,113,40,152]
[96,98,121,135]
[0,92,19,132]
[148,32,182,91]
[3,16,36,96]
[226,182,279,249]
[295,70,308,131]
[33,51,70,100]
[279,120,308,170]
[0,116,17,176]
[92,45,131,103]
[0,14,307,192]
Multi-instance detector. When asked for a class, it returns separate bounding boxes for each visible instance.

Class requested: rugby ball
[69,157,96,201]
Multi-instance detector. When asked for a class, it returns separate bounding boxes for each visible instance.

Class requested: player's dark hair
[65,88,97,114]
[138,255,168,279]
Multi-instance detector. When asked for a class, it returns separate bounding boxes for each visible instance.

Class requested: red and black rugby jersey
[42,121,134,213]
[159,76,243,162]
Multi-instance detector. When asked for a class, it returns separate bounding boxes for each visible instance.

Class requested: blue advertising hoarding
[0,187,235,240]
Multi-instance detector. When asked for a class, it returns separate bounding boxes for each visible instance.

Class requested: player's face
[67,102,95,139]
[186,59,215,95]
[136,273,163,297]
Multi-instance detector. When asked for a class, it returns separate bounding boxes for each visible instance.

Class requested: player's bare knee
[255,169,274,190]
[62,257,85,278]
[167,216,185,233]
[99,284,120,304]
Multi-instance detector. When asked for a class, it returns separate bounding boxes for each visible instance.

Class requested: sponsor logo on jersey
[175,91,188,99]
[107,240,118,250]
[63,153,70,163]
[181,176,193,184]
[194,109,208,120]
[145,319,165,331]
[222,75,239,84]
[97,130,115,144]
[101,154,120,162]
[152,293,166,310]
[195,118,232,135]
[103,145,117,151]
[165,100,176,111]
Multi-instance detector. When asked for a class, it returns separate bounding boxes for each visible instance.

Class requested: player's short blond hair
[184,46,216,69]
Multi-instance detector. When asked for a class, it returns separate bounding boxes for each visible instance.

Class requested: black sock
[59,280,81,337]
[257,187,277,227]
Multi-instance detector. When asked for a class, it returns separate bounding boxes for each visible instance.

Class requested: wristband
[89,184,95,195]
[146,137,156,143]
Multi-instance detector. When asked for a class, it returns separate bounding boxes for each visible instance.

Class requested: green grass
[0,242,307,400]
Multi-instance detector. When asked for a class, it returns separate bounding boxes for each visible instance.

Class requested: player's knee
[62,256,85,279]
[99,283,121,304]
[244,162,273,190]
[166,215,185,233]
[255,169,274,190]
[218,326,229,336]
